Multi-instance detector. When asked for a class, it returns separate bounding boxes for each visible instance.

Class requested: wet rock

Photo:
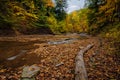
[48,38,77,45]
[21,65,40,80]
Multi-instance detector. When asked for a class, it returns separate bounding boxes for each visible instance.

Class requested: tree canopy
[85,0,120,38]
[0,0,119,38]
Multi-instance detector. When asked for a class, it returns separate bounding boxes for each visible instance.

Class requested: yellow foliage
[11,4,37,20]
[99,0,116,15]
[47,17,57,25]
[41,0,54,8]
[46,0,54,7]
[22,0,35,9]
[25,12,38,19]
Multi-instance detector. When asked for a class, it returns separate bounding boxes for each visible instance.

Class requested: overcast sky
[67,0,85,13]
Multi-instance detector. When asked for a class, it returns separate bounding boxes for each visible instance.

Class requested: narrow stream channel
[0,33,89,68]
[0,41,44,68]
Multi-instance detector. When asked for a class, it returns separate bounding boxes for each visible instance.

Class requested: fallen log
[75,44,94,80]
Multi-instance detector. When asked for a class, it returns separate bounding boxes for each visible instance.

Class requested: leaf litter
[0,35,119,80]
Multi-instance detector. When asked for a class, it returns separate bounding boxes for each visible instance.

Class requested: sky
[52,0,85,13]
[67,0,85,13]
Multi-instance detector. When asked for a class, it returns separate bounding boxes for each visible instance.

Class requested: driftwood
[75,44,94,80]
[55,62,64,67]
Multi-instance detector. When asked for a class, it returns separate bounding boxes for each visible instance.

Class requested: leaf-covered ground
[0,34,119,80]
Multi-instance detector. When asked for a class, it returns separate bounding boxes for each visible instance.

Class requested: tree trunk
[75,44,94,80]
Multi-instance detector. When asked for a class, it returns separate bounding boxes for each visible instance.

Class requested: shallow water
[0,41,43,68]
[0,33,89,68]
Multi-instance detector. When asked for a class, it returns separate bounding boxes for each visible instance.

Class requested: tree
[54,0,67,21]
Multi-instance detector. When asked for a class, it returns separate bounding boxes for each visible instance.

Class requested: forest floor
[0,34,119,80]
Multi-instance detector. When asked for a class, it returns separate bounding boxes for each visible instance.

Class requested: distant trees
[65,8,89,33]
[65,0,120,38]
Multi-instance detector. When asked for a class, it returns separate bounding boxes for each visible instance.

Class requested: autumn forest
[0,0,119,36]
[0,0,120,80]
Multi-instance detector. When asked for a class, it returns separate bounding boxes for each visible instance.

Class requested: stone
[21,65,40,80]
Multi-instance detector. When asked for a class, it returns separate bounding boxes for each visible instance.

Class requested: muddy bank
[0,40,43,68]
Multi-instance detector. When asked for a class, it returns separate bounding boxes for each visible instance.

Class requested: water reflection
[0,41,42,68]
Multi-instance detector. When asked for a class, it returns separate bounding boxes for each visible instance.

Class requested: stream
[0,41,44,68]
[0,33,89,68]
